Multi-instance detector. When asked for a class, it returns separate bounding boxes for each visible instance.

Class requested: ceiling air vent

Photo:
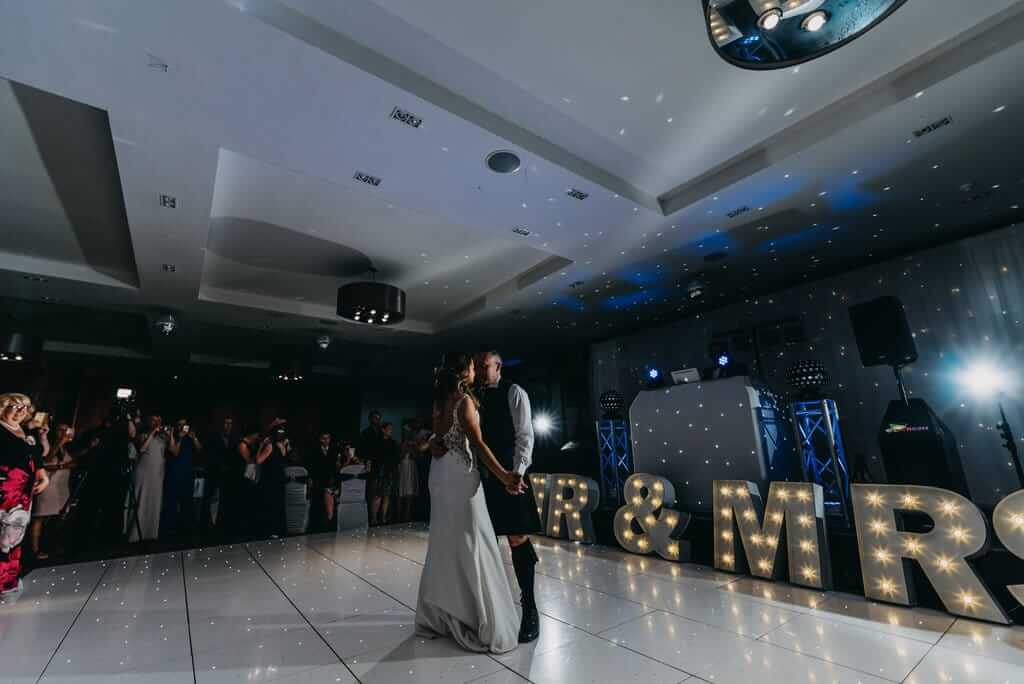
[913,116,952,138]
[512,227,532,237]
[159,194,177,208]
[726,205,750,219]
[566,188,589,201]
[390,106,423,128]
[353,171,382,187]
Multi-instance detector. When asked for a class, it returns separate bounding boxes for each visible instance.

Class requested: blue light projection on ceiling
[705,0,909,70]
[601,287,670,311]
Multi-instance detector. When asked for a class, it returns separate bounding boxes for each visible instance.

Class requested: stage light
[533,413,554,436]
[957,360,1015,399]
[648,368,661,381]
[717,354,730,368]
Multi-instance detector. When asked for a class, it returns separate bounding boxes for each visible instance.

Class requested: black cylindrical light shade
[0,333,40,362]
[337,282,406,325]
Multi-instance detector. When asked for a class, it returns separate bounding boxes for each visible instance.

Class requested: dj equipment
[878,399,970,498]
[848,296,918,368]
[629,376,794,514]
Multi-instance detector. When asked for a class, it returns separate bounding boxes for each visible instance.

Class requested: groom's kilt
[481,468,542,536]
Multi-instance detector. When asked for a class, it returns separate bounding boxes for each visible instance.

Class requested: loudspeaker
[848,296,917,367]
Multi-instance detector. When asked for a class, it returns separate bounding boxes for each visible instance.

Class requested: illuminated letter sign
[713,480,831,589]
[614,474,691,561]
[852,484,1008,624]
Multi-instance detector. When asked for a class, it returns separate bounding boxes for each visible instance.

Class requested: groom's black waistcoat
[478,380,515,470]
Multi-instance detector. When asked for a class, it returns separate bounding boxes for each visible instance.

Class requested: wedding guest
[369,422,400,526]
[359,411,383,506]
[201,416,237,532]
[30,423,76,559]
[397,423,428,522]
[0,393,48,595]
[128,416,172,542]
[160,419,201,540]
[254,420,289,538]
[307,432,338,532]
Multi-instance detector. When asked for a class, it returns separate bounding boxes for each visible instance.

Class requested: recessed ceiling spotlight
[883,186,892,191]
[619,96,630,102]
[994,105,1007,113]
[162,264,176,272]
[485,150,521,174]
[758,8,782,30]
[801,10,828,32]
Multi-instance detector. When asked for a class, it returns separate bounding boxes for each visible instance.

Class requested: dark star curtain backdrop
[592,222,1024,507]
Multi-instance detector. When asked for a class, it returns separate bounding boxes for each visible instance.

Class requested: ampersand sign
[614,474,690,561]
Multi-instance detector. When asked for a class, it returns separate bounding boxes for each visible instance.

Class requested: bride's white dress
[415,398,519,654]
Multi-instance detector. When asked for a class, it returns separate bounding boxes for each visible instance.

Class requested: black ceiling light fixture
[704,0,909,70]
[485,150,521,174]
[337,267,406,326]
[0,332,40,363]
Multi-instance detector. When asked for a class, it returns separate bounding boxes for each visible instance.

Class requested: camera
[271,426,288,442]
[111,387,137,423]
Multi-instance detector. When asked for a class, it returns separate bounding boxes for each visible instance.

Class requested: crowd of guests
[0,390,433,595]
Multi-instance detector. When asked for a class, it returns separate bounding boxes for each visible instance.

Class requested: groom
[474,350,542,643]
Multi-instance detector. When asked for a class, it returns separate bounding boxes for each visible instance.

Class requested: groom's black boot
[511,539,540,643]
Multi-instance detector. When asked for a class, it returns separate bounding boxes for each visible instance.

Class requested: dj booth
[628,376,794,515]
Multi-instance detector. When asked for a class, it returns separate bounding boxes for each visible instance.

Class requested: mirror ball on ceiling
[704,0,909,69]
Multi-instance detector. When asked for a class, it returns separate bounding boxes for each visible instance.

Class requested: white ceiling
[1,0,1023,361]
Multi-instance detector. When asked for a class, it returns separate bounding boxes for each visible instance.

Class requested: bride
[415,353,522,654]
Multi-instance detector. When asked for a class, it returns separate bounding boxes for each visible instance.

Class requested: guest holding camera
[0,393,48,595]
[30,423,76,560]
[254,419,289,538]
[128,416,171,542]
[160,419,201,541]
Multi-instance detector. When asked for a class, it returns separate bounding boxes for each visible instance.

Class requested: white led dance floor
[2,524,1023,683]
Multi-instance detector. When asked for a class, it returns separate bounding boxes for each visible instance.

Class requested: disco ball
[599,390,625,418]
[787,360,830,395]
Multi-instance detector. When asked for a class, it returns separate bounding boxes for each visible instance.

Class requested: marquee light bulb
[797,514,813,528]
[801,566,818,580]
[901,493,921,509]
[874,547,894,565]
[903,538,923,554]
[799,539,814,553]
[869,519,888,535]
[866,491,884,507]
[721,553,734,565]
[949,527,970,544]
[939,500,960,517]
[722,531,733,541]
[720,486,732,496]
[936,555,955,573]
[743,509,757,521]
[796,490,811,502]
[878,578,898,596]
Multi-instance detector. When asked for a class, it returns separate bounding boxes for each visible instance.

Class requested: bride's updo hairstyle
[433,352,479,409]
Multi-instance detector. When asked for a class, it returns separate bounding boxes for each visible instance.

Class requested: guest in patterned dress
[0,393,49,594]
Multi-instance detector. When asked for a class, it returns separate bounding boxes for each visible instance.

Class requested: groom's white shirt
[507,383,534,475]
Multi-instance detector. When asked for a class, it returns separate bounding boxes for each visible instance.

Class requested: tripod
[122,460,145,543]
